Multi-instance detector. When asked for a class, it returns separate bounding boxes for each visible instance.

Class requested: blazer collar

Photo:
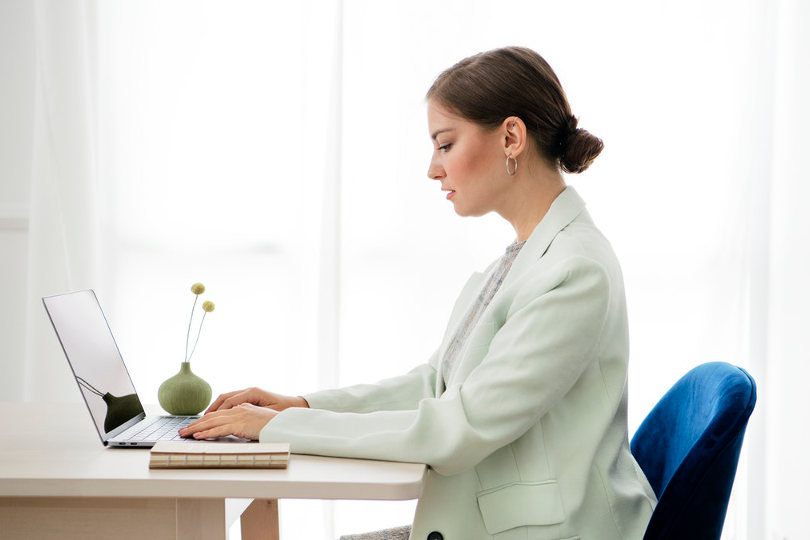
[497,185,587,292]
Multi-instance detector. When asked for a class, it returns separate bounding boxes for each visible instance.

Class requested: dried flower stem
[184,296,198,363]
[187,312,207,364]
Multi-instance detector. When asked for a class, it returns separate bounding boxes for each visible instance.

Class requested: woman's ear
[502,116,527,158]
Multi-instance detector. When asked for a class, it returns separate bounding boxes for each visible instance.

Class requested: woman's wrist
[295,396,310,408]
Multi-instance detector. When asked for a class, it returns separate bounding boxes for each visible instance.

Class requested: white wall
[0,0,34,402]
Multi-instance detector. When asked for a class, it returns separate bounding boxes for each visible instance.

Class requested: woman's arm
[302,351,440,413]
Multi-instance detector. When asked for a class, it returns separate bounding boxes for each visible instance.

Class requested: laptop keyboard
[119,416,198,442]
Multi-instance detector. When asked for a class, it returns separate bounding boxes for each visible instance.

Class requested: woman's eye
[439,143,452,152]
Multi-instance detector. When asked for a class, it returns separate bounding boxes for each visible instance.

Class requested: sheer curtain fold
[25,0,100,402]
[764,0,810,537]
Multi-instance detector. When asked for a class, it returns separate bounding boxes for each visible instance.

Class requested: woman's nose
[427,160,444,180]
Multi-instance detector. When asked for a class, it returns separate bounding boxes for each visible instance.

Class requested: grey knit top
[441,239,526,387]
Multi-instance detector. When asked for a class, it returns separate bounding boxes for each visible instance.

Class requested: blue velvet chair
[630,362,756,540]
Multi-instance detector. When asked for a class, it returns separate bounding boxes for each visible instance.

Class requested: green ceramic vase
[158,362,212,415]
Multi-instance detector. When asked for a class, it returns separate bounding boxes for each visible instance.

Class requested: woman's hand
[205,387,309,414]
[178,403,277,441]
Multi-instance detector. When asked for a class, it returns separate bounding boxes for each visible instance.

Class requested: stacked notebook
[149,442,290,469]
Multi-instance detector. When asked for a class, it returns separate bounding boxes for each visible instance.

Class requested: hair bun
[558,116,603,174]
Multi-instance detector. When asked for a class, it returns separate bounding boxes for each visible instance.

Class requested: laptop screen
[43,290,145,441]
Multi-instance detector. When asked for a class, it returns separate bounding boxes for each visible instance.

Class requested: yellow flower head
[202,301,216,312]
[191,283,206,295]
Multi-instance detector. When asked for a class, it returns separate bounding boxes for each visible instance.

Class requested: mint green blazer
[260,186,657,539]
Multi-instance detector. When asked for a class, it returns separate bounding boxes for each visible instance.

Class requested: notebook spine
[149,453,287,469]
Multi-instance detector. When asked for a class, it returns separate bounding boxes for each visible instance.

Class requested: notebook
[149,442,289,469]
[42,289,247,448]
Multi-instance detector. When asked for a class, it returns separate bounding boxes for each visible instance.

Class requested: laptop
[42,289,236,448]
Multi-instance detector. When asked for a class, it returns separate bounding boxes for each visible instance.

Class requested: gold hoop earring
[506,155,518,176]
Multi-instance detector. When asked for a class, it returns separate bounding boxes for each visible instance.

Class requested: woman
[181,46,657,540]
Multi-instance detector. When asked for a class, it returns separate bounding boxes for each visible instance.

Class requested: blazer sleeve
[260,255,612,476]
[301,348,440,413]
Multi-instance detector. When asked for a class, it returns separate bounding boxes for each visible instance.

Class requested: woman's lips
[446,190,455,200]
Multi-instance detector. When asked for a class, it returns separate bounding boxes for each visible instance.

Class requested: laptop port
[130,442,138,445]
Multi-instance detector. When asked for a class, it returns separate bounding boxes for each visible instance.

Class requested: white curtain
[8,0,810,538]
[24,0,101,402]
[764,0,810,536]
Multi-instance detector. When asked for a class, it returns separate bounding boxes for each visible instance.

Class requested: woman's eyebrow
[430,128,456,141]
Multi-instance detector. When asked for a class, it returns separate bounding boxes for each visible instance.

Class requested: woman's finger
[182,403,274,440]
[180,409,234,436]
[192,410,255,440]
[220,391,253,410]
[206,390,241,414]
[191,423,239,440]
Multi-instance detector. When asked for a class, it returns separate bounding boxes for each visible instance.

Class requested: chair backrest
[630,362,756,540]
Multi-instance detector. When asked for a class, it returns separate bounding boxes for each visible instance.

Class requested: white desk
[0,402,426,540]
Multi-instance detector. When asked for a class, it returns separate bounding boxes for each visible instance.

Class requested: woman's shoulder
[514,211,624,299]
[548,209,619,267]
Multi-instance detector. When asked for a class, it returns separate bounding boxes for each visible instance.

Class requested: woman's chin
[452,204,487,218]
[450,199,468,216]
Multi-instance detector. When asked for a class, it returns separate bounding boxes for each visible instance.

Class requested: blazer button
[427,532,443,540]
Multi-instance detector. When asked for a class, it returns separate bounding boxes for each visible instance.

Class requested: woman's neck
[499,171,566,242]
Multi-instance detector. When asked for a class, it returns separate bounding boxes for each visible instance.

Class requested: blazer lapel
[438,271,487,353]
[434,270,488,395]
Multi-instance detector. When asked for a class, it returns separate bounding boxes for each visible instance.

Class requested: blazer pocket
[476,480,566,535]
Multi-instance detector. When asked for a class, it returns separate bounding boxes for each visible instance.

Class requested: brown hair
[425,46,603,174]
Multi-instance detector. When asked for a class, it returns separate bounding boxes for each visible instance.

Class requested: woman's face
[427,100,509,217]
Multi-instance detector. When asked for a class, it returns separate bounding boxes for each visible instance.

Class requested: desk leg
[241,498,280,540]
[176,498,227,540]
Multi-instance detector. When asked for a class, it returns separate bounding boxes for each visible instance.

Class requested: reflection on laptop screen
[43,290,145,440]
